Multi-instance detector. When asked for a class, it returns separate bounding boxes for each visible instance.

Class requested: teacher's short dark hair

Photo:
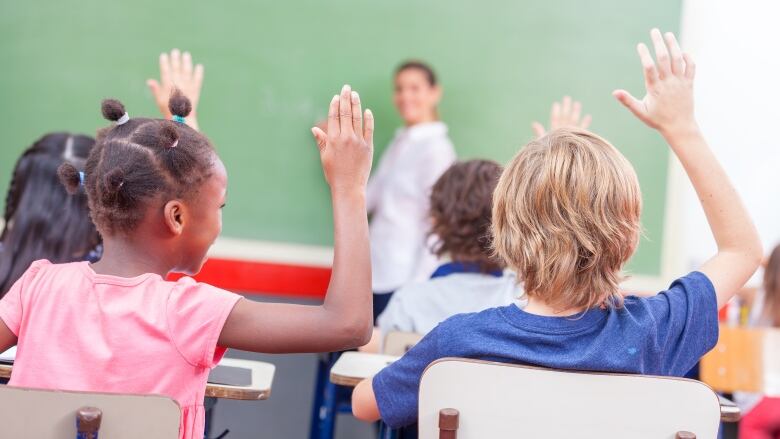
[396,60,437,86]
[429,160,504,272]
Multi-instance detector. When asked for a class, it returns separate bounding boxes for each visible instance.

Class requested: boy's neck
[90,236,174,279]
[523,296,586,317]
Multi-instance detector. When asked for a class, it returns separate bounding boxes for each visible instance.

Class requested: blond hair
[492,128,642,311]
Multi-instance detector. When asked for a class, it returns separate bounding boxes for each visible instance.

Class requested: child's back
[1,260,238,436]
[352,29,763,428]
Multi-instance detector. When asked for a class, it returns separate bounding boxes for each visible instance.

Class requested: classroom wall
[0,0,682,277]
[667,0,780,282]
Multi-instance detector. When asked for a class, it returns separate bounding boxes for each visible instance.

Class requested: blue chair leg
[378,422,398,439]
[308,354,328,439]
[309,352,342,439]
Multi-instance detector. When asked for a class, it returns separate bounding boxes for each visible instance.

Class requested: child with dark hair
[0,84,375,439]
[0,133,101,297]
[371,160,522,343]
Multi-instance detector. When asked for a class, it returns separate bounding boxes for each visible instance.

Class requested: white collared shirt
[377,271,525,336]
[367,122,456,292]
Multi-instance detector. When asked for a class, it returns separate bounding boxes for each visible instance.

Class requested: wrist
[331,186,366,202]
[658,120,701,143]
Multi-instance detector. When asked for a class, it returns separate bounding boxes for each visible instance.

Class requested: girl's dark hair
[61,90,216,236]
[395,60,437,86]
[0,133,101,296]
[762,244,780,327]
[429,160,504,272]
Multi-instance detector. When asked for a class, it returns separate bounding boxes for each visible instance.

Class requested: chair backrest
[382,331,423,356]
[418,358,721,439]
[0,386,180,438]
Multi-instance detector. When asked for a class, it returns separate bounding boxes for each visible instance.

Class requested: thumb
[613,90,649,124]
[147,79,161,97]
[311,127,327,152]
[531,121,546,138]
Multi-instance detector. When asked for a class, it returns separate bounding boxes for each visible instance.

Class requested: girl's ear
[163,200,186,236]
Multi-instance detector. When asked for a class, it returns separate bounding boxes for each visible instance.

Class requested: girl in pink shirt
[0,84,374,439]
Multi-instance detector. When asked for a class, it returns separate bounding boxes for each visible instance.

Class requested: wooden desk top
[328,352,741,422]
[0,357,275,401]
[329,352,399,387]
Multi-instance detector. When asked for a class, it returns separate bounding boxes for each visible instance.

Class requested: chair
[419,358,722,439]
[0,386,180,438]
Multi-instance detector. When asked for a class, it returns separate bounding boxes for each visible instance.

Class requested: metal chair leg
[76,407,102,439]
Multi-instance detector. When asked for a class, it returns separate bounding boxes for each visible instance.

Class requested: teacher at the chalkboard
[367,61,456,320]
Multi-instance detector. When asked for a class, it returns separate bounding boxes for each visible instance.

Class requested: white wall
[664,0,780,284]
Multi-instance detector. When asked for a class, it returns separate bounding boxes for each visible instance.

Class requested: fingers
[146,79,160,97]
[170,48,182,84]
[664,32,684,76]
[339,84,353,134]
[683,52,696,80]
[194,64,204,90]
[327,94,340,137]
[650,28,670,79]
[613,90,650,125]
[637,43,658,87]
[311,127,327,152]
[580,114,592,129]
[363,109,374,144]
[182,51,193,81]
[351,91,362,134]
[561,96,572,121]
[571,100,581,123]
[531,122,546,138]
[550,101,561,130]
[159,52,172,87]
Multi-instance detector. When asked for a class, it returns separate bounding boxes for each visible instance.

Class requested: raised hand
[147,49,204,131]
[613,29,696,136]
[531,96,592,138]
[311,85,374,193]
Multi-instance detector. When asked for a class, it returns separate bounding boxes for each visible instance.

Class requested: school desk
[328,351,741,422]
[0,357,275,401]
[701,325,780,396]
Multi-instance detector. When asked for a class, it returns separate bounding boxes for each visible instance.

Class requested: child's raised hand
[146,49,204,130]
[613,29,696,136]
[311,85,374,193]
[531,96,592,138]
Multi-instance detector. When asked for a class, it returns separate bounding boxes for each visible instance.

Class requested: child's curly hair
[492,128,642,310]
[429,160,504,273]
[58,91,215,236]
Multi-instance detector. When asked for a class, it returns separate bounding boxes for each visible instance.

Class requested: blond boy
[351,29,762,428]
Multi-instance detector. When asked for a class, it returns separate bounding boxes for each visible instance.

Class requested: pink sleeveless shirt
[0,260,241,439]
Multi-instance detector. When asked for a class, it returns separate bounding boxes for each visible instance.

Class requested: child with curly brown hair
[372,159,522,343]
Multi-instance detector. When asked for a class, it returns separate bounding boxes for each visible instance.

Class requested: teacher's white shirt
[367,122,456,293]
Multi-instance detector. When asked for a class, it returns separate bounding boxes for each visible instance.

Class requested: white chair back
[419,358,721,439]
[0,386,180,438]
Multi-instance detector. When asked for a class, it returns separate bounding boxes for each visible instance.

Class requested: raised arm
[218,84,374,353]
[147,49,204,131]
[613,29,762,308]
[531,96,592,138]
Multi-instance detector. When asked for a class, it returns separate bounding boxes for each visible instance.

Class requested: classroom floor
[209,294,372,439]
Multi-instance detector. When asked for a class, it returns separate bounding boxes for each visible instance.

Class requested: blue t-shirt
[372,271,719,428]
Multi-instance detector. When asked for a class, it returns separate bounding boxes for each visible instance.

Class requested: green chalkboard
[0,0,679,275]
